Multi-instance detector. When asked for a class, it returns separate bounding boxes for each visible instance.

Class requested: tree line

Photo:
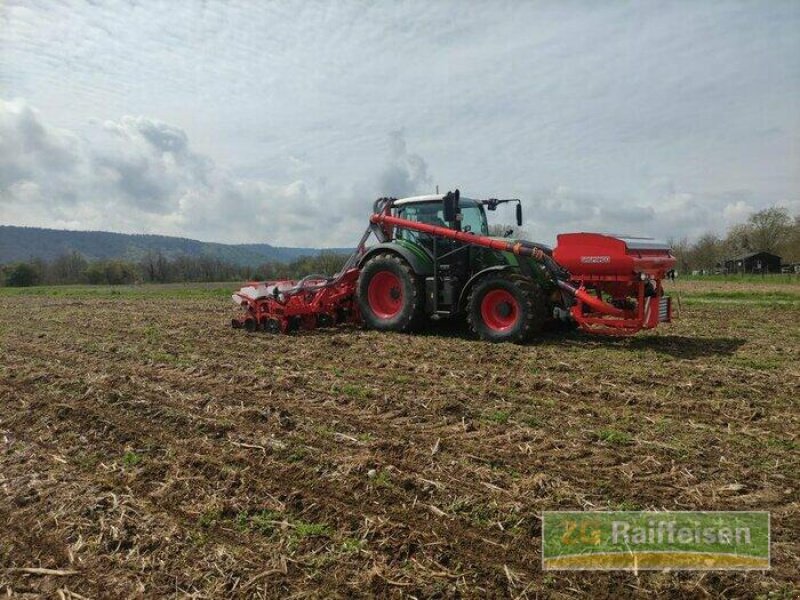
[2,206,797,286]
[0,250,350,287]
[669,207,799,273]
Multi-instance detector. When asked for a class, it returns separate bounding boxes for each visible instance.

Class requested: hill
[0,225,350,266]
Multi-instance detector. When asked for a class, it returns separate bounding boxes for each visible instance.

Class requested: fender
[457,265,515,311]
[358,242,433,276]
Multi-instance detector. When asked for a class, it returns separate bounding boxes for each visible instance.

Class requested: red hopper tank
[553,233,676,281]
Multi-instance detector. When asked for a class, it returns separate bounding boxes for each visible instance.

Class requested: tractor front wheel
[357,254,423,332]
[467,273,546,343]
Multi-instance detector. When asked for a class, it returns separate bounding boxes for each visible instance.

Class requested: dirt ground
[1,280,798,599]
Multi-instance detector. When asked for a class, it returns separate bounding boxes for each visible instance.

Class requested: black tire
[357,253,424,332]
[466,272,548,343]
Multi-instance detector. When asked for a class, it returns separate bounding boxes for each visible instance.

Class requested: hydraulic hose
[556,280,626,318]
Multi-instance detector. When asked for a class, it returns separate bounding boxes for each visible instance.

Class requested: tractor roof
[393,194,446,206]
[394,194,477,207]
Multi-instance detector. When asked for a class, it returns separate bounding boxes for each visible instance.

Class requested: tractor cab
[393,194,490,239]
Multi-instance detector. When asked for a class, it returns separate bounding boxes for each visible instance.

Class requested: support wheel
[467,272,547,343]
[357,253,424,332]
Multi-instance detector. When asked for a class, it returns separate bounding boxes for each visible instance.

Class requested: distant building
[723,252,782,274]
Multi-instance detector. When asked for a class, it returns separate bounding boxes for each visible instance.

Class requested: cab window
[396,203,447,243]
[460,201,489,235]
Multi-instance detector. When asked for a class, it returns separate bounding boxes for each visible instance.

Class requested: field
[1,279,798,599]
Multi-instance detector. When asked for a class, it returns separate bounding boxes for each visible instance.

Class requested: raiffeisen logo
[611,519,752,546]
[542,512,770,571]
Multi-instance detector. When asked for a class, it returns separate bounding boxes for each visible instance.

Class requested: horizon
[2,1,799,247]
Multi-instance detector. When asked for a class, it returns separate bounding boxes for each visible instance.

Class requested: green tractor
[357,191,558,343]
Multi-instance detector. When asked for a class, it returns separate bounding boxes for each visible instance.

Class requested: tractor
[231,190,676,341]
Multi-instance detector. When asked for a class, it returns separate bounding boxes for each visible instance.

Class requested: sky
[1,0,798,247]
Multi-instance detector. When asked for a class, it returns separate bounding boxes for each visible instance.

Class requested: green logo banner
[542,511,770,570]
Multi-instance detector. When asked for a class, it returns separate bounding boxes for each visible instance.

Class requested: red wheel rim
[367,271,403,319]
[480,289,519,332]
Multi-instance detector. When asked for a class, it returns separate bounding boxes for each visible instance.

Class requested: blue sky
[1,0,798,246]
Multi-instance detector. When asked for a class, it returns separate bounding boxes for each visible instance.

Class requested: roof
[393,194,446,206]
[725,251,782,261]
[393,194,478,207]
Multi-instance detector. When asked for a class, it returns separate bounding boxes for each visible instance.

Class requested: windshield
[395,199,488,240]
[460,199,489,235]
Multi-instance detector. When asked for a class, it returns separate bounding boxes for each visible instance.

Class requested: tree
[85,260,137,284]
[5,262,41,287]
[50,251,88,284]
[667,236,690,273]
[787,215,800,263]
[315,251,349,276]
[688,233,722,271]
[745,207,791,255]
[724,223,752,257]
[141,250,170,283]
[104,260,137,285]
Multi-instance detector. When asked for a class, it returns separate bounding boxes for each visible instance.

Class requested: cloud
[515,184,780,245]
[0,99,435,246]
[1,97,795,249]
[377,130,433,198]
[1,3,798,247]
[0,98,325,244]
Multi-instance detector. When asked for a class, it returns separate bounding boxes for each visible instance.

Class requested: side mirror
[443,189,460,223]
[516,203,523,227]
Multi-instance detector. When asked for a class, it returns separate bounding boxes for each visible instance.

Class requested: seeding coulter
[232,191,676,342]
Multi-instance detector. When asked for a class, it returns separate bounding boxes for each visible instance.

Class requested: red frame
[232,268,361,332]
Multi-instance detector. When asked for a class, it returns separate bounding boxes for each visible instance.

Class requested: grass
[0,282,236,299]
[122,450,143,467]
[682,273,800,283]
[338,383,371,400]
[731,355,785,370]
[484,410,511,424]
[682,290,800,307]
[521,415,543,428]
[595,428,632,445]
[237,510,283,535]
[198,508,222,529]
[340,538,365,553]
[371,469,392,487]
[293,521,332,539]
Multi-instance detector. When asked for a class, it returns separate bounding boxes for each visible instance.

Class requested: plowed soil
[1,281,798,599]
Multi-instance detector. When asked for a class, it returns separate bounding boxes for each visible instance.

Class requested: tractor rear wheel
[357,253,424,332]
[467,272,547,343]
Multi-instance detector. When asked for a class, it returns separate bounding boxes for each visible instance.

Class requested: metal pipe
[371,213,545,258]
[370,212,570,280]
